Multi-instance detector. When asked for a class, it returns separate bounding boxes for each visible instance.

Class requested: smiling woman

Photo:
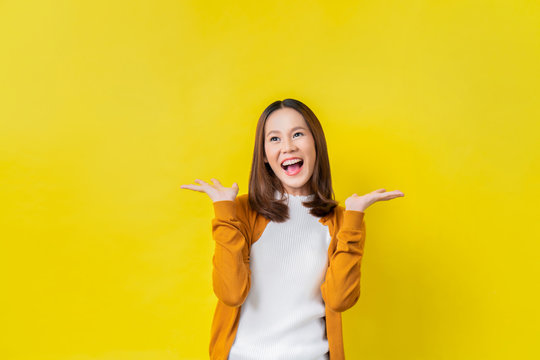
[252,99,338,223]
[264,107,315,194]
[180,98,404,360]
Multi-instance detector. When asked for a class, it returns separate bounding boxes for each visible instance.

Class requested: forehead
[264,108,307,134]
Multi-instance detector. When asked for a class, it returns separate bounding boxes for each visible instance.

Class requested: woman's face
[263,107,316,196]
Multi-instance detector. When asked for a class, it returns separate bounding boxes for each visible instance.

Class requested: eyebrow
[266,126,307,137]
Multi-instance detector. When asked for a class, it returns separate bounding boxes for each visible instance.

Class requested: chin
[283,180,309,189]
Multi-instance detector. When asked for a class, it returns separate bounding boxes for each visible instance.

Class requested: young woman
[181,99,404,360]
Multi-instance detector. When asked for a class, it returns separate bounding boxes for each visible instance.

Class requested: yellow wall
[1,1,538,359]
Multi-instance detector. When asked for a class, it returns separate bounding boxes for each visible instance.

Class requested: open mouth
[281,159,304,176]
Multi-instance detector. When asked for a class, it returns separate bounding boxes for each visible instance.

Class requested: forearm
[211,200,251,307]
[321,210,366,312]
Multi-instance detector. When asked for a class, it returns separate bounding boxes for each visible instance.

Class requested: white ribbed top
[228,191,331,360]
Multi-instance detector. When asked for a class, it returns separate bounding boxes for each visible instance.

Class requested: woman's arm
[320,210,366,312]
[321,188,404,312]
[180,178,250,307]
[211,198,251,308]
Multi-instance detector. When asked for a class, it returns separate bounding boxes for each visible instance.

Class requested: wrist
[212,196,236,203]
[346,202,368,212]
[346,207,366,212]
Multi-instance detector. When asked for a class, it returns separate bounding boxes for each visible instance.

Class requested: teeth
[282,158,302,166]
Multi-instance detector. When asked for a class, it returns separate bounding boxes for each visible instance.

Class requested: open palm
[345,188,405,212]
[180,178,239,203]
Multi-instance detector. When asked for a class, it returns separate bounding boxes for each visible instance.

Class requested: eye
[269,132,303,142]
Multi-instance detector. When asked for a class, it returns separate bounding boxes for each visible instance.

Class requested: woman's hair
[248,98,338,222]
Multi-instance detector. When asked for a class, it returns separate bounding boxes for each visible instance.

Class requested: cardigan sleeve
[320,210,366,312]
[211,198,251,308]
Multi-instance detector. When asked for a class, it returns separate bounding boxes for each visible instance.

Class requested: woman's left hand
[345,189,405,212]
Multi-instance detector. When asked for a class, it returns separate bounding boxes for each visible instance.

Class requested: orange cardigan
[209,194,366,360]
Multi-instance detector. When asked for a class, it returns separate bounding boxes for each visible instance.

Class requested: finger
[383,191,404,200]
[211,178,222,186]
[193,179,214,191]
[180,182,200,188]
[232,182,239,188]
[180,184,205,192]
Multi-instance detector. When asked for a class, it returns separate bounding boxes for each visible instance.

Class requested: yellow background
[1,0,538,359]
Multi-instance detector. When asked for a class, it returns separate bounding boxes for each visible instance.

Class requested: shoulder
[234,193,254,220]
[234,193,268,238]
[333,204,346,224]
[322,203,345,222]
[237,193,249,202]
[235,193,250,209]
[326,203,367,232]
[236,193,270,222]
[335,203,345,213]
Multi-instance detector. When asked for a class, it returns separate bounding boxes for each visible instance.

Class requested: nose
[282,137,297,153]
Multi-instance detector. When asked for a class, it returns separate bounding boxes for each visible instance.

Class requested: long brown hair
[248,98,338,222]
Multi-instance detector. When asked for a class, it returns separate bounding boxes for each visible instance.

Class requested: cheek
[308,152,317,169]
[264,147,276,164]
[303,141,317,164]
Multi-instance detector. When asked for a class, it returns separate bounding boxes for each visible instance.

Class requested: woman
[181,98,404,359]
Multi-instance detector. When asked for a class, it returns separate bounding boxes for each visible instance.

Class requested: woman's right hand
[180,178,239,203]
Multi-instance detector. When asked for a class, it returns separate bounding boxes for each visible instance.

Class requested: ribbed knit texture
[228,191,331,360]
